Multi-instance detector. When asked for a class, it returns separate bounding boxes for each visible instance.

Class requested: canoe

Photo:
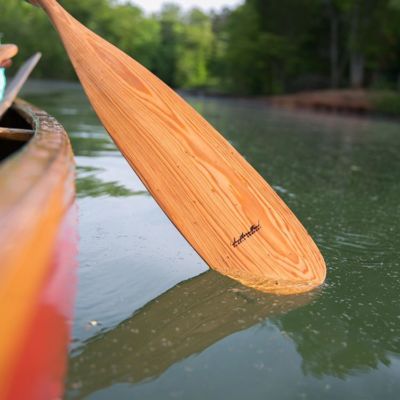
[0,99,77,400]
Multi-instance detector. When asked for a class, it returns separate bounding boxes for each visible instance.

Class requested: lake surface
[26,84,400,400]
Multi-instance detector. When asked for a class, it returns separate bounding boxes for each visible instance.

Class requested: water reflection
[278,260,400,379]
[66,271,315,398]
[76,167,144,198]
[23,86,400,400]
[70,135,115,157]
[76,175,135,198]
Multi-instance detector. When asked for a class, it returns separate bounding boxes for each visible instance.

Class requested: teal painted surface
[0,68,6,101]
[26,84,400,400]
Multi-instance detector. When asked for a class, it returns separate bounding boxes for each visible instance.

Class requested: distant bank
[17,79,400,119]
[268,89,400,118]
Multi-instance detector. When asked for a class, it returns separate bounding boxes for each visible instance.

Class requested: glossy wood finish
[0,100,76,399]
[34,0,326,294]
[0,53,41,118]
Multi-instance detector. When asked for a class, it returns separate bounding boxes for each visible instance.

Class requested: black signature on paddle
[232,222,261,247]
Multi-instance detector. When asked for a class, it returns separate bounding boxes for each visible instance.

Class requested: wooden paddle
[27,0,326,294]
[0,53,41,118]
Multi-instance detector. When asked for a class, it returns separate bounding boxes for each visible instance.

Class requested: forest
[1,0,400,95]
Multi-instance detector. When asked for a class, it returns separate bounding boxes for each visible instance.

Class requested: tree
[2,0,400,94]
[177,9,214,88]
[333,0,398,88]
[154,3,184,87]
[224,1,313,94]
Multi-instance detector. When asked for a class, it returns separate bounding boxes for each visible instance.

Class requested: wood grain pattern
[0,53,41,118]
[0,100,76,399]
[35,0,326,294]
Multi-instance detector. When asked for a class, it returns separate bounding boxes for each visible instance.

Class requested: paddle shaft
[0,53,41,118]
[28,0,326,294]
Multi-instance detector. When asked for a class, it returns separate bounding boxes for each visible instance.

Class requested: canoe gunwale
[0,98,75,215]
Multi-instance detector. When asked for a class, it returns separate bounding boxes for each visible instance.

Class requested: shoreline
[16,80,400,120]
[182,88,400,119]
[268,89,372,114]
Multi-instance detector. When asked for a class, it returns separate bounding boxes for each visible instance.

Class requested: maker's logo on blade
[232,222,261,247]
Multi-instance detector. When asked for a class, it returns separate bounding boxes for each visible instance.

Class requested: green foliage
[1,0,400,95]
[0,1,71,78]
[177,8,214,88]
[224,3,297,94]
[371,90,400,116]
[154,4,184,87]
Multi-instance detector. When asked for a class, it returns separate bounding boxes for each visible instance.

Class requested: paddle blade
[37,0,326,294]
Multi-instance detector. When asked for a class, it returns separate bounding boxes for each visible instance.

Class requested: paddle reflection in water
[67,271,315,398]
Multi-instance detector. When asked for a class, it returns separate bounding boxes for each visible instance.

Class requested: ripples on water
[25,84,400,400]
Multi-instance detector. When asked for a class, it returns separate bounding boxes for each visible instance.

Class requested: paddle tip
[235,274,326,295]
[227,258,327,295]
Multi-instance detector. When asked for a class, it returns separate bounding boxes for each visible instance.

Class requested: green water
[26,85,400,400]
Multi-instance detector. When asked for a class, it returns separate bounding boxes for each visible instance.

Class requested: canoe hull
[0,100,77,399]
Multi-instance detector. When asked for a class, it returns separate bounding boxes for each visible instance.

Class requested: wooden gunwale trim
[0,98,76,398]
[0,127,34,142]
[0,98,75,214]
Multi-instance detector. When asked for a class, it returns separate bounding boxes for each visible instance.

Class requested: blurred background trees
[1,0,400,95]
